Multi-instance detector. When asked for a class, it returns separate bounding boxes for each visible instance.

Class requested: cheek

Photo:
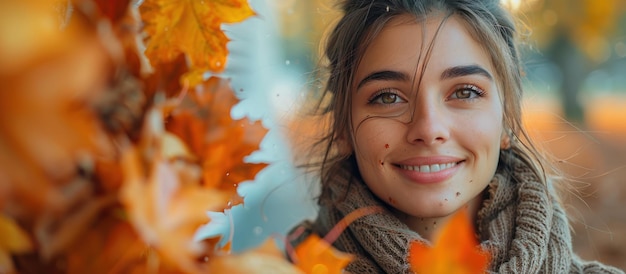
[352,118,404,163]
[473,101,503,139]
[454,108,503,154]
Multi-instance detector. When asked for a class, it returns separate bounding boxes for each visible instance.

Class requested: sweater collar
[312,155,569,273]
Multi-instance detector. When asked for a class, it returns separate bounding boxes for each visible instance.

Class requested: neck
[397,194,484,243]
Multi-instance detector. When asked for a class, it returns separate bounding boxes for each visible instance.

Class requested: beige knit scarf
[290,154,623,273]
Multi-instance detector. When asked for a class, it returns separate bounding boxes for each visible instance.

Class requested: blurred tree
[273,0,340,71]
[518,0,625,122]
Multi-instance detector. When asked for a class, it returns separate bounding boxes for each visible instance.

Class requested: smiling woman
[350,14,504,240]
[287,0,624,273]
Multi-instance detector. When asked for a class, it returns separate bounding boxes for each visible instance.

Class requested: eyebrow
[356,65,493,90]
[440,65,493,81]
[357,70,409,89]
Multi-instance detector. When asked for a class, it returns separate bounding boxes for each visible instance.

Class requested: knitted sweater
[289,155,623,273]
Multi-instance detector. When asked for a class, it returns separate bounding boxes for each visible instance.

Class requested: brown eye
[454,89,472,99]
[367,89,406,106]
[449,84,484,100]
[381,93,398,104]
[368,89,407,105]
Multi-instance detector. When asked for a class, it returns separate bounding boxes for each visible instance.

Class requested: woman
[288,0,623,273]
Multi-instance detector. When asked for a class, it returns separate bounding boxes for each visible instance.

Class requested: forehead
[354,14,495,84]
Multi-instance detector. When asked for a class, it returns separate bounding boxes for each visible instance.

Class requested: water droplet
[285,60,291,65]
[253,226,263,235]
[225,172,230,177]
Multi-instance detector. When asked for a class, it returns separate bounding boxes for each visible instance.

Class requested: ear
[500,128,511,150]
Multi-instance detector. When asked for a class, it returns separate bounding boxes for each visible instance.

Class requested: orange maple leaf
[408,209,490,274]
[143,54,189,99]
[119,109,232,274]
[207,238,303,274]
[65,214,144,273]
[92,0,131,23]
[166,76,268,206]
[288,207,383,274]
[139,0,255,85]
[293,234,354,274]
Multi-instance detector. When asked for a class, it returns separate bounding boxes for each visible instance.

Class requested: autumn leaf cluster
[0,0,493,273]
[0,0,285,272]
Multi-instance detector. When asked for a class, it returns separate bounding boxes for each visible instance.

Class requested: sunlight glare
[501,0,522,11]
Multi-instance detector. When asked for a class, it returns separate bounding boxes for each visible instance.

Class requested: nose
[405,96,449,145]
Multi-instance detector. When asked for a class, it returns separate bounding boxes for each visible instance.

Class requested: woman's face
[350,14,504,220]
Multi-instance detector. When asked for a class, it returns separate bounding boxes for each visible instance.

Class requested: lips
[399,162,457,173]
[394,156,463,184]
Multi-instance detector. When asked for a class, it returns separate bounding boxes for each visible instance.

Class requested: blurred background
[198,0,626,270]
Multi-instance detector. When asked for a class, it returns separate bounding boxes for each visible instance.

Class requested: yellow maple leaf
[0,214,33,273]
[408,209,490,274]
[139,0,255,85]
[0,0,74,74]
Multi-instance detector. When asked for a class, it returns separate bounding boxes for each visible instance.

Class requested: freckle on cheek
[385,144,390,149]
[456,192,461,197]
[388,196,396,205]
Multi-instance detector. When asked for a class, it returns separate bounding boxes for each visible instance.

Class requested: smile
[399,162,458,173]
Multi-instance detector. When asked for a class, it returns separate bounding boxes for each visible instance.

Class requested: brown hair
[307,0,551,199]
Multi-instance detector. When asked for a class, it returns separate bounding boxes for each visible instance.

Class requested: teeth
[400,162,457,173]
